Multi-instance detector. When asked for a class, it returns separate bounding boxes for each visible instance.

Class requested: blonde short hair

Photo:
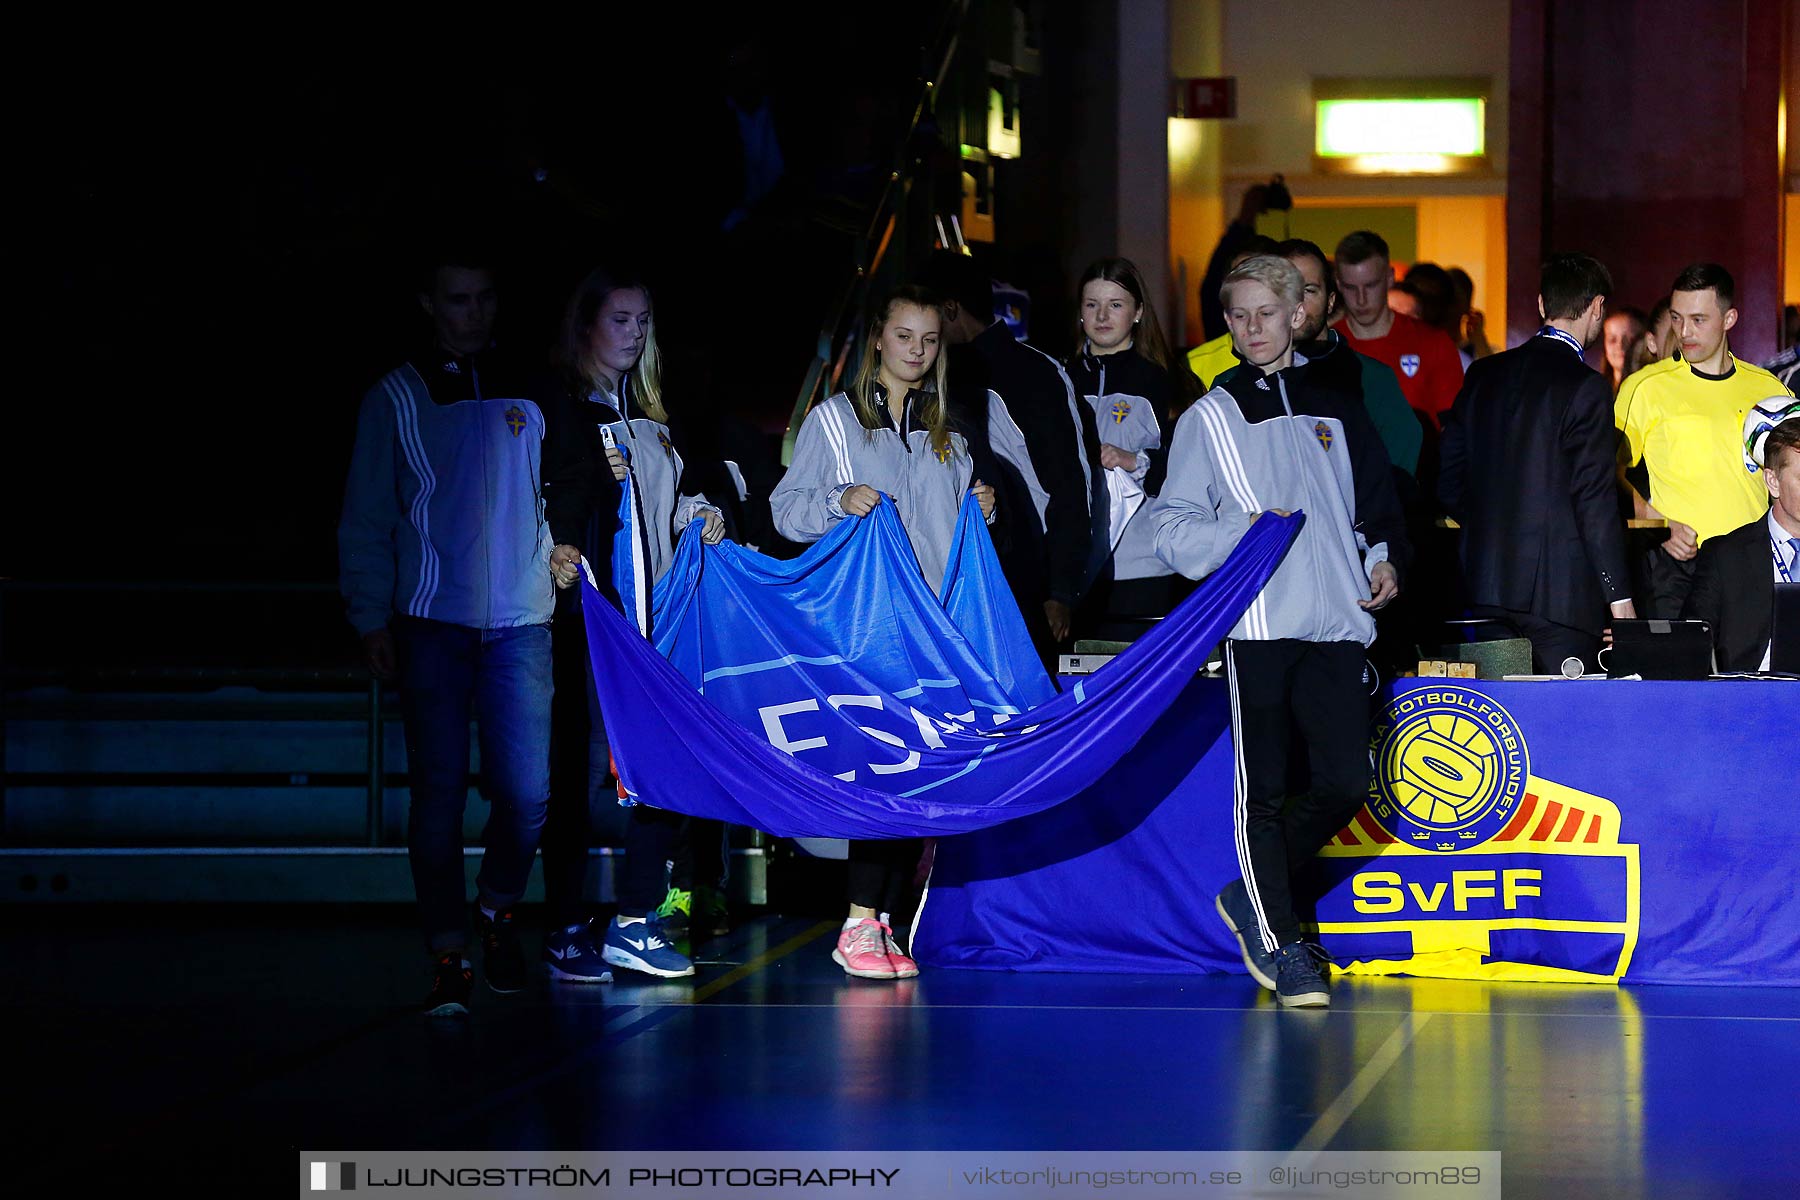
[1220,254,1304,310]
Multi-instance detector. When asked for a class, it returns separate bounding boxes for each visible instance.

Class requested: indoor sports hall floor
[13,906,1797,1197]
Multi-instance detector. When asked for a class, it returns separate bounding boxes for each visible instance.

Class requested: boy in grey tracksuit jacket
[1154,283,1409,1007]
[338,346,574,980]
[340,358,559,637]
[1153,359,1406,645]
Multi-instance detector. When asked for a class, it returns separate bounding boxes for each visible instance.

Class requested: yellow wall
[1785,11,1797,313]
[1418,195,1507,343]
[1258,195,1506,344]
[1168,0,1225,344]
[1787,194,1800,308]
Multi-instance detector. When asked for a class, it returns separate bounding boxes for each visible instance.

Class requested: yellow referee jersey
[1186,333,1241,391]
[1614,354,1788,544]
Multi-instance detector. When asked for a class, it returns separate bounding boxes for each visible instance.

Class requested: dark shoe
[653,887,692,940]
[475,905,527,995]
[1215,878,1277,991]
[542,919,614,984]
[424,953,473,1017]
[1274,941,1330,1009]
[697,885,732,937]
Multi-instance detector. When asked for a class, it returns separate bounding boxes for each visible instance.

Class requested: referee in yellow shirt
[1615,263,1792,617]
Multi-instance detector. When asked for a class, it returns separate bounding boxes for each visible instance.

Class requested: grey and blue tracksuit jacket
[771,389,974,594]
[1068,344,1173,580]
[1070,344,1171,486]
[338,350,559,637]
[1152,357,1409,646]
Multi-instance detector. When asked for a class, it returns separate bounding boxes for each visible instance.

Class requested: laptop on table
[1771,583,1800,675]
[1606,619,1714,680]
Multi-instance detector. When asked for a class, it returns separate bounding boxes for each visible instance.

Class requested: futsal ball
[1384,714,1500,829]
[1743,397,1799,472]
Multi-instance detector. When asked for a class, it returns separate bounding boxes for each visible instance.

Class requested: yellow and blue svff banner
[1308,685,1640,983]
[918,676,1798,985]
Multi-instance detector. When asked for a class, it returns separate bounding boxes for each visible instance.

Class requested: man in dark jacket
[1280,239,1421,482]
[1438,253,1636,672]
[924,250,1101,650]
[1683,410,1799,672]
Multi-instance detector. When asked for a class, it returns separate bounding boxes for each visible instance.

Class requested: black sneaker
[424,954,473,1017]
[542,919,614,984]
[697,885,732,937]
[476,906,526,995]
[1274,941,1330,1009]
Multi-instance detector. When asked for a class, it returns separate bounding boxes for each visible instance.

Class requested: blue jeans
[395,617,553,954]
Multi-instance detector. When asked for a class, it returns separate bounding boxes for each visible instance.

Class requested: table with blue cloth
[914,677,1800,986]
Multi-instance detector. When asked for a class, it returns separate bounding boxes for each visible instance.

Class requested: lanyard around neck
[1535,326,1585,358]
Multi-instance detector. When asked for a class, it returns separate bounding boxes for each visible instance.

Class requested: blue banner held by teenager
[579,478,1301,839]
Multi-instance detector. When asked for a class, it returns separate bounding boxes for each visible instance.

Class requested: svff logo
[1369,689,1529,851]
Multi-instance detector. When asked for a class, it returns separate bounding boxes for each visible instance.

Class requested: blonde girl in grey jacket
[771,285,996,981]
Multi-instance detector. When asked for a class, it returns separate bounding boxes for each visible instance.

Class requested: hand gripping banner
[580,486,1301,840]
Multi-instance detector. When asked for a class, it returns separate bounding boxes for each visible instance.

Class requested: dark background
[4,13,962,588]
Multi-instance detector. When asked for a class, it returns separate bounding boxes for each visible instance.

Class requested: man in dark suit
[1439,253,1637,672]
[1684,413,1800,671]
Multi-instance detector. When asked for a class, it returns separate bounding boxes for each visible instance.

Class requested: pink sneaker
[883,928,920,979]
[833,919,897,979]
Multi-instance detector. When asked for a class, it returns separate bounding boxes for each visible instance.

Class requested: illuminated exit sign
[1171,77,1236,119]
[1315,97,1486,158]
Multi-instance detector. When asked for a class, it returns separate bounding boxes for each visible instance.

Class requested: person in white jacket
[771,285,995,981]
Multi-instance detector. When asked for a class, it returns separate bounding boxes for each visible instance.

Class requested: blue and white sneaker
[541,919,614,984]
[601,916,695,978]
[1215,878,1277,991]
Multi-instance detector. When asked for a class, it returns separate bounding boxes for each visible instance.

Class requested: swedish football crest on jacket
[338,363,554,635]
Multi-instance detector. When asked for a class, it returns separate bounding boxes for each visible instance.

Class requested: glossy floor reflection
[13,908,1798,1197]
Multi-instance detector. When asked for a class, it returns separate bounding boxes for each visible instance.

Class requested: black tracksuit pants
[547,590,689,924]
[847,839,925,916]
[1225,638,1372,953]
